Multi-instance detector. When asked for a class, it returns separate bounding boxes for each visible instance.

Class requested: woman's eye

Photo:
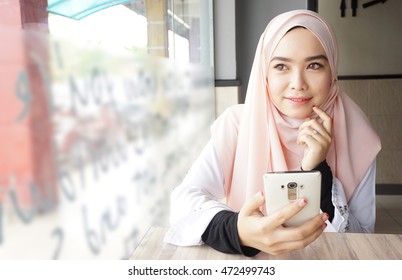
[308,62,322,70]
[273,64,288,71]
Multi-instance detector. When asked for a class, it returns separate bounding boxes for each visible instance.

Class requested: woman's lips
[286,97,312,105]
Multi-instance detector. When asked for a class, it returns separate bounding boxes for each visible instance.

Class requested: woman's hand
[297,106,332,171]
[237,192,328,255]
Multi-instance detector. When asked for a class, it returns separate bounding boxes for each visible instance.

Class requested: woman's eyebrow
[270,56,292,63]
[270,54,328,63]
[305,54,328,61]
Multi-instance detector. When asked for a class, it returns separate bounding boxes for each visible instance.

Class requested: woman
[164,10,381,256]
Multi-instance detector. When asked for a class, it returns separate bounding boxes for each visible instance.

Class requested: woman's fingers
[298,119,330,142]
[297,108,333,170]
[313,106,332,135]
[237,192,266,247]
[298,128,324,145]
[262,213,328,255]
[238,192,327,255]
[239,191,265,217]
[298,107,332,139]
[267,198,308,227]
[265,221,326,255]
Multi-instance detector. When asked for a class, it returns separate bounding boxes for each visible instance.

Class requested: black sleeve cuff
[201,210,260,257]
[313,160,334,222]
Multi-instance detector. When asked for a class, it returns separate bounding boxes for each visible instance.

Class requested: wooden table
[130,227,402,260]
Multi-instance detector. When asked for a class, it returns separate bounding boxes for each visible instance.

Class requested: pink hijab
[211,10,381,211]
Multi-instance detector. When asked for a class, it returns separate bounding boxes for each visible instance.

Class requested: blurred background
[0,0,215,259]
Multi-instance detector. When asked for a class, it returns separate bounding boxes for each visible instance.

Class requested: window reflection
[0,0,213,259]
[47,0,208,63]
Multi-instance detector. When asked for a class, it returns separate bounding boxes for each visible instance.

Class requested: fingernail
[322,222,327,229]
[260,190,264,197]
[298,198,307,207]
[322,213,329,221]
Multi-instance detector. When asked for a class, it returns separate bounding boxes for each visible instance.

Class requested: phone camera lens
[287,182,297,189]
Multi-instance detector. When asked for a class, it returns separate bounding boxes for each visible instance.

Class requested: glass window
[47,0,213,64]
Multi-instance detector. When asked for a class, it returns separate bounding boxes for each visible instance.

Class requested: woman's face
[267,27,332,119]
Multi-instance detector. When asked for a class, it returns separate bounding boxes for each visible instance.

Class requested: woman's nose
[290,71,307,91]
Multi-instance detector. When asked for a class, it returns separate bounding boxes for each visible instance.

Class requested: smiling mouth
[286,97,312,104]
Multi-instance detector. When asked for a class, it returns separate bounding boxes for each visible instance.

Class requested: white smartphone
[263,171,321,227]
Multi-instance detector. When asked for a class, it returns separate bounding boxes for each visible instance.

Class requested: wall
[213,0,236,80]
[213,0,239,116]
[339,79,402,187]
[318,0,402,76]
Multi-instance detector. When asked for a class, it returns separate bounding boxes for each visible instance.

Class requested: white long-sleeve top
[164,140,377,246]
